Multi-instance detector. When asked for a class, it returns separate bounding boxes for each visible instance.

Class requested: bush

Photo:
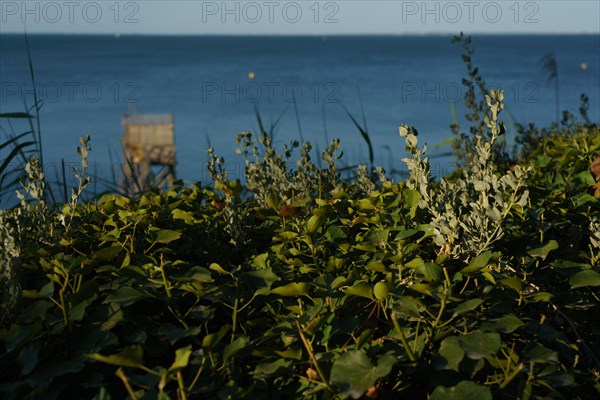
[1,34,599,400]
[1,92,599,399]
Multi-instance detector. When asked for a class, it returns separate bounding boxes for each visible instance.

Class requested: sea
[1,34,599,198]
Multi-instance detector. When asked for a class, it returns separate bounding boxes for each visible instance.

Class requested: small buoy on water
[581,63,588,70]
[248,72,255,79]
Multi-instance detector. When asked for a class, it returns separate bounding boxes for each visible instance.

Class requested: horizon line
[1,31,599,36]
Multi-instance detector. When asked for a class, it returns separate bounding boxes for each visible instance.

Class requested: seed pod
[374,281,390,300]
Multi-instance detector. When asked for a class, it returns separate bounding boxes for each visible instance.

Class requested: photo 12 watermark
[400,81,540,104]
[401,1,540,24]
[1,81,140,104]
[199,1,340,24]
[200,80,340,104]
[0,1,140,24]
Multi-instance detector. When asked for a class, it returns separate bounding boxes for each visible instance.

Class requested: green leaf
[251,253,269,269]
[183,266,213,283]
[277,231,298,241]
[353,242,377,252]
[409,283,441,298]
[495,314,525,333]
[396,228,420,240]
[459,251,493,275]
[325,225,348,241]
[452,299,484,318]
[202,325,230,349]
[169,345,192,372]
[253,359,292,379]
[528,240,559,260]
[121,265,147,281]
[306,213,326,233]
[88,345,143,368]
[39,281,54,297]
[552,260,590,269]
[21,290,43,299]
[209,262,231,275]
[546,372,575,387]
[155,229,183,244]
[104,287,149,306]
[575,193,597,207]
[92,246,122,262]
[365,229,389,247]
[330,351,396,399]
[574,170,596,185]
[171,209,195,224]
[223,336,249,363]
[275,348,302,360]
[404,189,420,219]
[69,297,95,321]
[392,296,422,319]
[366,260,387,273]
[356,198,375,211]
[100,303,124,331]
[569,269,600,289]
[345,282,374,300]
[500,277,523,292]
[438,337,464,372]
[527,292,553,302]
[458,332,500,360]
[351,216,368,226]
[415,262,443,282]
[270,282,310,297]
[524,343,558,363]
[431,381,492,400]
[243,267,280,290]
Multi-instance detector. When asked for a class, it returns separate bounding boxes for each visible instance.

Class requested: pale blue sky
[1,1,599,35]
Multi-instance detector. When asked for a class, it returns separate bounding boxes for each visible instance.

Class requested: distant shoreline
[1,32,599,37]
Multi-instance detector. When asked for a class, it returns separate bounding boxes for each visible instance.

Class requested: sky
[0,0,599,35]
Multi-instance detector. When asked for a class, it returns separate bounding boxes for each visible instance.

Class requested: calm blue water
[1,34,599,194]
